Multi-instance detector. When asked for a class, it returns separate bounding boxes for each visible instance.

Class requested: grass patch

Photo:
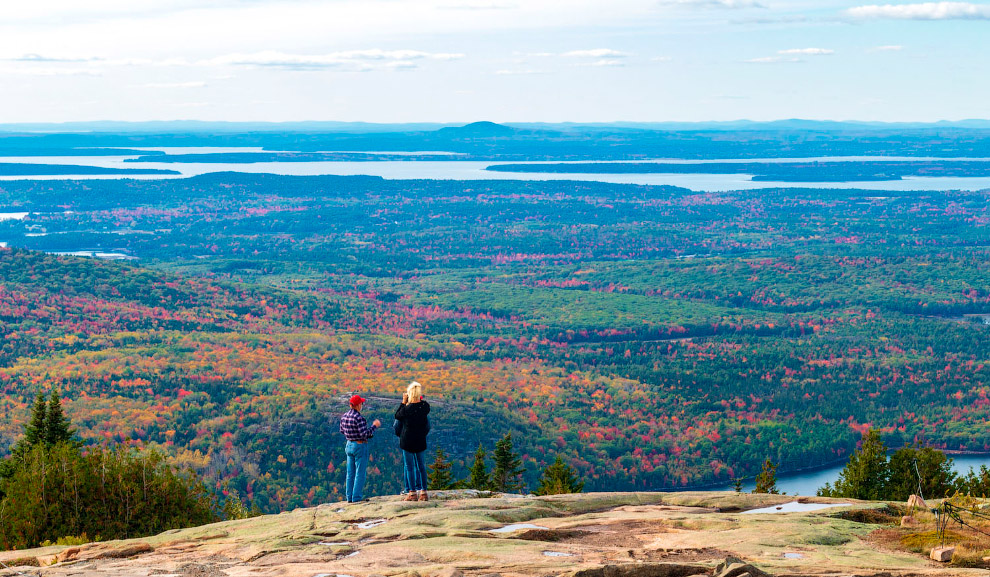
[899,529,964,553]
[801,533,853,546]
[833,505,906,525]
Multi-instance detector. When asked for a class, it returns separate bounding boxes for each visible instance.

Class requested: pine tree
[534,455,584,496]
[732,477,743,493]
[43,389,77,447]
[467,443,490,490]
[752,458,779,494]
[428,448,455,490]
[490,433,525,493]
[818,429,890,500]
[22,392,48,450]
[887,445,956,501]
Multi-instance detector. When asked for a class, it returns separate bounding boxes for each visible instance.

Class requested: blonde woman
[395,381,431,501]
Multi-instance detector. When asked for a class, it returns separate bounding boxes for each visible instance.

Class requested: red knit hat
[349,395,366,407]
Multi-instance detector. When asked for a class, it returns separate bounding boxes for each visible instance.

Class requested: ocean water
[1,151,990,191]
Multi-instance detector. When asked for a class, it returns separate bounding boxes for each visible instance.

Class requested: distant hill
[438,121,518,137]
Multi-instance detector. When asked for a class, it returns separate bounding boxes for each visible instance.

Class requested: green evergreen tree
[887,445,956,501]
[0,443,218,550]
[534,455,584,496]
[43,389,78,447]
[732,477,744,493]
[818,429,890,500]
[2,392,48,500]
[957,465,990,497]
[427,448,455,490]
[752,458,779,494]
[21,392,48,451]
[467,443,490,490]
[490,433,526,493]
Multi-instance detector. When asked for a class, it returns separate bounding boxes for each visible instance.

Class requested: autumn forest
[1,173,989,511]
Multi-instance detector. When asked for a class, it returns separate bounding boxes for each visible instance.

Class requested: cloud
[778,48,834,55]
[140,81,208,88]
[0,66,102,76]
[846,2,990,20]
[659,0,766,8]
[494,69,545,75]
[584,59,625,67]
[562,48,630,58]
[439,1,517,9]
[743,56,802,63]
[8,53,100,63]
[202,49,465,71]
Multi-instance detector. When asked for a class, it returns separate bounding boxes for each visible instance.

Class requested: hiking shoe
[418,491,429,502]
[404,493,419,501]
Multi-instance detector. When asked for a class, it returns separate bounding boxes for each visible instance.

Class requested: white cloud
[778,48,834,55]
[584,59,626,67]
[140,81,208,88]
[0,66,102,76]
[9,53,99,63]
[201,50,465,71]
[659,0,765,8]
[439,1,517,9]
[494,69,545,75]
[744,56,802,63]
[562,48,630,58]
[846,2,990,20]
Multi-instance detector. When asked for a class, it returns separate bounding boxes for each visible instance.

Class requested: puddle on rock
[355,519,388,529]
[489,523,550,533]
[783,552,804,559]
[543,551,574,557]
[318,542,350,546]
[741,502,851,515]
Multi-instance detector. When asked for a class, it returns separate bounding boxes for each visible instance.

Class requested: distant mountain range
[3,119,990,134]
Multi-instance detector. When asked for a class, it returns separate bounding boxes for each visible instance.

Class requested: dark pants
[402,449,428,492]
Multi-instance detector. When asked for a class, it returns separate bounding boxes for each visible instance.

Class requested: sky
[0,0,987,123]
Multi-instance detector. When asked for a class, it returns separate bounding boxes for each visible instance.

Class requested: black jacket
[395,400,431,453]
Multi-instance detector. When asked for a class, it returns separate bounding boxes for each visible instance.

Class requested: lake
[2,150,990,191]
[726,454,990,496]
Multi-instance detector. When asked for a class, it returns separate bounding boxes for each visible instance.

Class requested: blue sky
[0,0,986,122]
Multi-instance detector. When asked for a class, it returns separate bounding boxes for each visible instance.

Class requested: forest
[0,172,988,511]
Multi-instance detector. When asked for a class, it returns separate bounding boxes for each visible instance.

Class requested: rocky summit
[0,492,981,577]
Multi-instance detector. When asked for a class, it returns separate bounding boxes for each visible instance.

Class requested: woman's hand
[372,419,382,428]
[402,393,409,404]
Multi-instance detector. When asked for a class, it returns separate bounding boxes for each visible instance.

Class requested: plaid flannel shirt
[339,408,376,441]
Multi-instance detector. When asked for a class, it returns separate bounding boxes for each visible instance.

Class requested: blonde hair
[407,381,422,403]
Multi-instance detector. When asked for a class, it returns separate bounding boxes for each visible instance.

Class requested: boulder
[930,546,955,562]
[714,557,744,574]
[89,543,155,560]
[55,547,82,563]
[906,495,929,510]
[432,569,464,577]
[900,516,917,527]
[715,562,772,577]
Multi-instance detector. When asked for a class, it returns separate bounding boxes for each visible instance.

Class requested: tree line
[0,391,220,550]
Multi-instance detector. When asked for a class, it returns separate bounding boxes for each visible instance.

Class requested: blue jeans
[345,440,370,502]
[403,450,428,492]
[402,459,412,493]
